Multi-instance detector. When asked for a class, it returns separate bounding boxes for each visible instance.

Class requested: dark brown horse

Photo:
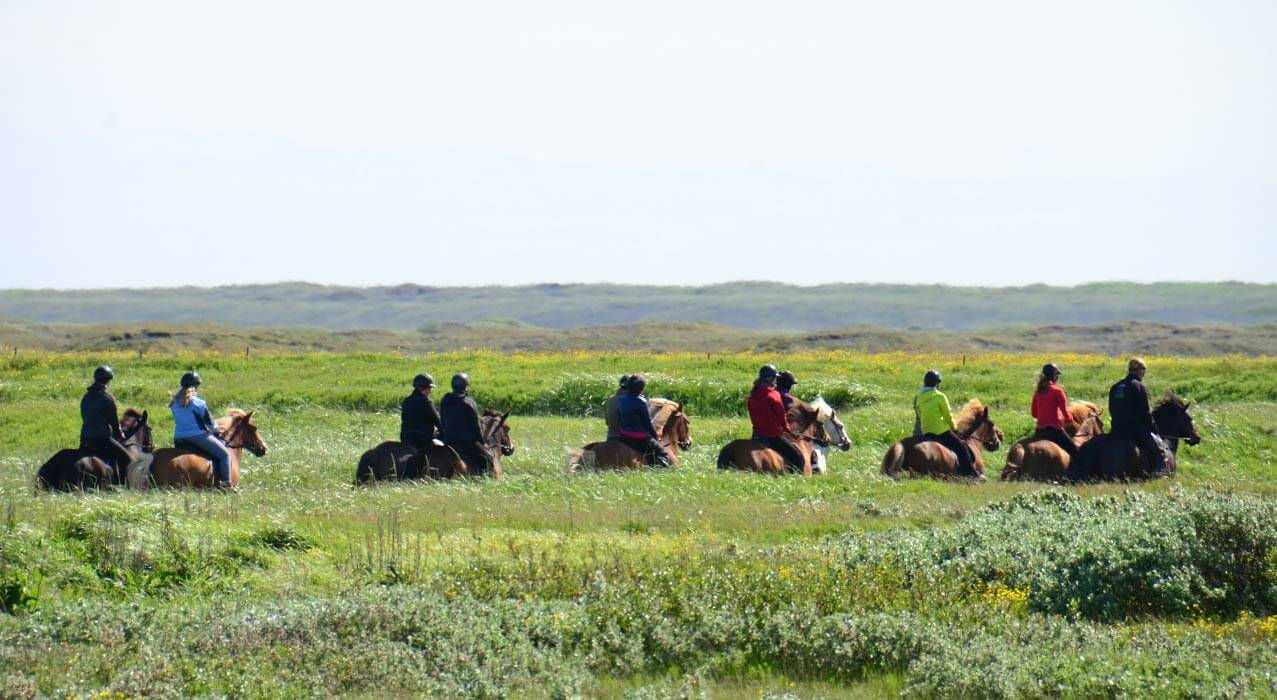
[716,399,829,476]
[568,399,692,472]
[1066,393,1201,482]
[36,408,154,492]
[133,409,267,490]
[356,410,513,484]
[880,400,1004,480]
[1001,402,1106,482]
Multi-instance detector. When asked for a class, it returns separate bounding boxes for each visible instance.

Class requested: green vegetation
[2,350,1277,697]
[2,280,1276,330]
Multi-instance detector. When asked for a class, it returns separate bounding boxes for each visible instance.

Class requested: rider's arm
[940,396,957,432]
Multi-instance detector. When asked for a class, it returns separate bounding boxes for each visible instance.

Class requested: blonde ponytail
[170,386,197,408]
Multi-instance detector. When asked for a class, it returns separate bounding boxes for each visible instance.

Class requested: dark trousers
[754,435,805,473]
[1033,426,1078,458]
[925,431,977,476]
[452,441,493,477]
[620,435,671,467]
[400,433,434,452]
[80,437,133,473]
[1123,431,1167,475]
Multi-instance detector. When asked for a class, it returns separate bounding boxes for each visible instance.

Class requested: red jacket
[748,385,790,438]
[1032,382,1070,430]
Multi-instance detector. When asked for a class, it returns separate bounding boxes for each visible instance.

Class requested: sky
[1,0,1274,289]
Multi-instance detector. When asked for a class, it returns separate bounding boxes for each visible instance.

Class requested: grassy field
[2,350,1277,697]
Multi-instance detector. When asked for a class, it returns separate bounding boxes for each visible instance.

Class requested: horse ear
[141,410,148,422]
[245,410,255,421]
[676,402,684,412]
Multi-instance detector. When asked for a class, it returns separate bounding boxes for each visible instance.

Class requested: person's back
[604,391,625,441]
[80,382,120,442]
[440,391,481,444]
[748,383,788,439]
[1031,364,1076,457]
[617,392,656,440]
[171,393,216,440]
[400,374,441,449]
[915,387,956,437]
[1109,375,1152,438]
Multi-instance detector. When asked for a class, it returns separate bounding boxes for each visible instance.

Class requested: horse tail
[880,442,906,478]
[716,444,734,470]
[127,454,154,491]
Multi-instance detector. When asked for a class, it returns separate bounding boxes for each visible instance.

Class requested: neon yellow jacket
[914,387,957,436]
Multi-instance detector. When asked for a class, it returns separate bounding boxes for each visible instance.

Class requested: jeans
[177,432,233,484]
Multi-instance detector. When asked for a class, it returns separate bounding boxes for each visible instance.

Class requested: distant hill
[1,281,1275,331]
[3,320,1275,357]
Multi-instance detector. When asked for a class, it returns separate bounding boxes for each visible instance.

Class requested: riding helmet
[776,370,797,389]
[758,364,779,380]
[618,374,632,389]
[412,373,435,388]
[180,371,202,388]
[628,372,648,393]
[93,365,114,384]
[923,370,942,387]
[1041,363,1061,380]
[451,372,470,392]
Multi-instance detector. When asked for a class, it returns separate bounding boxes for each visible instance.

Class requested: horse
[715,398,832,476]
[355,409,512,484]
[880,400,1004,481]
[809,396,852,474]
[1000,402,1106,483]
[568,398,692,472]
[1065,393,1201,483]
[36,408,154,492]
[131,409,267,490]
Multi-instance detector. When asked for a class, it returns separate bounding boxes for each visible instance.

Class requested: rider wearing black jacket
[1108,358,1166,474]
[79,366,133,469]
[400,373,442,451]
[440,373,491,476]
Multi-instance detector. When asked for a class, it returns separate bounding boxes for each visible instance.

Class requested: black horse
[36,409,154,491]
[1066,394,1201,482]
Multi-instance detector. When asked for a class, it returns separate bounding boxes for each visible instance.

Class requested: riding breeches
[619,435,671,467]
[1033,426,1078,458]
[754,435,805,473]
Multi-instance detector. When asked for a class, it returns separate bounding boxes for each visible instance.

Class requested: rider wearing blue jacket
[616,373,671,467]
[169,371,234,488]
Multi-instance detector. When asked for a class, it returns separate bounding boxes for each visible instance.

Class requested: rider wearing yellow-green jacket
[912,370,975,476]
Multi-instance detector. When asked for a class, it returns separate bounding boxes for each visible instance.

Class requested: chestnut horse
[880,400,1004,481]
[1065,393,1201,482]
[568,399,692,472]
[36,408,154,492]
[356,410,513,484]
[131,409,267,490]
[1001,402,1105,482]
[716,398,830,476]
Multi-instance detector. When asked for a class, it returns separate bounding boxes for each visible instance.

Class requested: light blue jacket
[171,395,217,440]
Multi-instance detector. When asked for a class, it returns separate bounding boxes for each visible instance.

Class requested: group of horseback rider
[77,355,1172,484]
[399,371,494,476]
[79,365,235,487]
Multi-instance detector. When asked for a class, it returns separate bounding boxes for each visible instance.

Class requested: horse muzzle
[501,445,515,457]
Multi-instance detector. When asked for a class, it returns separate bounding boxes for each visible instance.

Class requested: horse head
[484,409,515,456]
[1154,393,1201,446]
[224,410,269,456]
[664,402,692,450]
[970,407,1003,452]
[811,396,851,451]
[121,407,155,453]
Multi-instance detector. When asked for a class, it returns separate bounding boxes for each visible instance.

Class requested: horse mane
[1068,401,1103,424]
[648,398,681,434]
[1155,392,1188,411]
[954,399,985,432]
[122,407,144,420]
[482,409,503,418]
[809,396,833,421]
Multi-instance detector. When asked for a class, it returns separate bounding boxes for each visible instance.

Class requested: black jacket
[400,391,442,442]
[80,383,122,441]
[440,391,483,445]
[1109,374,1154,437]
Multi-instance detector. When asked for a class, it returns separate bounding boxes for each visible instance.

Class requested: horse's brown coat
[880,400,1004,480]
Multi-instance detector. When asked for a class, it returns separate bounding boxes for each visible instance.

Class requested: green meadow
[2,350,1277,697]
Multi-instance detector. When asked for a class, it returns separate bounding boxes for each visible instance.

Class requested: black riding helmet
[618,374,632,389]
[1042,363,1062,380]
[924,370,942,387]
[93,365,114,384]
[413,373,435,388]
[776,370,797,390]
[451,373,470,392]
[628,372,647,393]
[758,364,778,380]
[180,371,201,388]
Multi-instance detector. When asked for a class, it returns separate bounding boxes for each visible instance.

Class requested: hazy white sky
[2,1,1274,288]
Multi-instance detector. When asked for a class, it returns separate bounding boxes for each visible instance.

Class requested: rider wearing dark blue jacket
[616,374,671,467]
[1109,358,1166,474]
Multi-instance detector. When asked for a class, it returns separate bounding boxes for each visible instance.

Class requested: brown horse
[715,399,829,476]
[355,409,513,484]
[568,399,692,472]
[1066,393,1201,482]
[36,408,154,492]
[880,400,1004,480]
[1001,402,1106,483]
[132,409,267,490]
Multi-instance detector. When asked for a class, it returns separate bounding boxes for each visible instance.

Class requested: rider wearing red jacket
[1031,363,1077,457]
[748,365,804,472]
